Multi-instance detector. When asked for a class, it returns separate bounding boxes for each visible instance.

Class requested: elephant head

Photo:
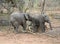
[42,14,53,30]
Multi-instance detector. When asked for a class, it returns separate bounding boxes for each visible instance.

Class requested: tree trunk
[41,0,46,14]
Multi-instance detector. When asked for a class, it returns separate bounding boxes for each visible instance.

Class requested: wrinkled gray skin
[10,12,28,33]
[27,13,52,32]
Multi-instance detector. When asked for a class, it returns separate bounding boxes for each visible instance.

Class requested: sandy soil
[0,32,60,44]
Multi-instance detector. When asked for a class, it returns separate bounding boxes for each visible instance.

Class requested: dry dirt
[0,31,60,44]
[0,19,60,44]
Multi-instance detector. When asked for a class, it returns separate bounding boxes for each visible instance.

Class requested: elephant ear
[24,13,29,20]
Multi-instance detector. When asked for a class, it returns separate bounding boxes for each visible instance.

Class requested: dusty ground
[0,19,60,44]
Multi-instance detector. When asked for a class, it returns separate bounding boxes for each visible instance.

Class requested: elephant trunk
[48,21,53,30]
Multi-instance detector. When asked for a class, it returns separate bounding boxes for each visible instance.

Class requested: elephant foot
[33,29,38,33]
[22,30,27,33]
[42,30,45,33]
[41,29,45,33]
[15,32,19,34]
[29,29,38,33]
[13,30,19,34]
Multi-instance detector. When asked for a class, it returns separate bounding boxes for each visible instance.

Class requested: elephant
[27,13,52,32]
[10,12,29,33]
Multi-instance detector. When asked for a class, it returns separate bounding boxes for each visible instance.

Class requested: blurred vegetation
[0,0,60,18]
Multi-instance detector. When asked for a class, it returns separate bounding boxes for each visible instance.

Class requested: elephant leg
[36,25,39,32]
[32,24,38,33]
[14,25,19,33]
[12,22,19,33]
[40,23,45,32]
[34,25,39,32]
[22,23,27,32]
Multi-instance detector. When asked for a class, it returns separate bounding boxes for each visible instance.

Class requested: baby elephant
[27,13,52,33]
[10,12,28,33]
